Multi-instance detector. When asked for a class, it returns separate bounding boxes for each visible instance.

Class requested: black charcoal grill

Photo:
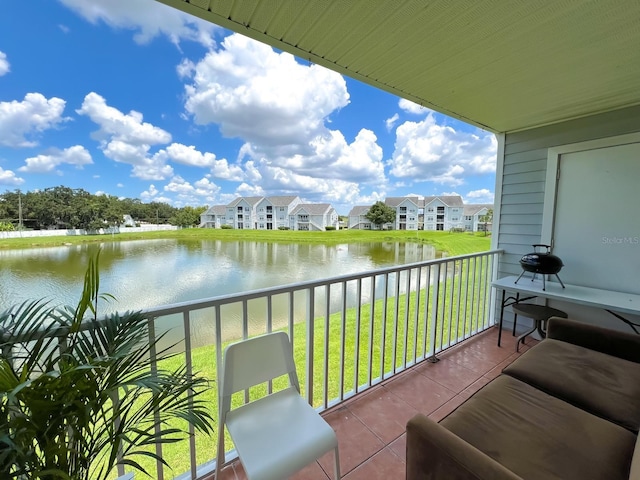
[515,244,565,291]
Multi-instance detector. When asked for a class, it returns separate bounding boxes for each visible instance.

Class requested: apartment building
[423,195,465,231]
[255,196,301,230]
[200,205,228,228]
[385,197,421,230]
[289,203,338,231]
[463,204,493,232]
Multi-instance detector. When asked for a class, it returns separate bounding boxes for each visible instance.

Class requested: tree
[365,201,396,228]
[479,208,493,236]
[169,206,207,227]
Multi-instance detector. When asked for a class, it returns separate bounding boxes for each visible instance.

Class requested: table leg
[498,289,506,346]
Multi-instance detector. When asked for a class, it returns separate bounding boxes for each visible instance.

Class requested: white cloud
[184,34,349,150]
[389,115,497,186]
[398,98,432,115]
[465,189,495,204]
[0,51,9,76]
[164,143,244,180]
[19,145,92,173]
[0,167,24,185]
[181,34,387,200]
[162,175,220,206]
[140,184,159,201]
[0,93,67,147]
[385,113,399,131]
[58,0,216,47]
[78,92,174,180]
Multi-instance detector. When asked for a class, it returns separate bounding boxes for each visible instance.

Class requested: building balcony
[5,250,505,479]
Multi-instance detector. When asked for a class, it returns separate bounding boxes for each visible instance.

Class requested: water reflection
[0,239,439,311]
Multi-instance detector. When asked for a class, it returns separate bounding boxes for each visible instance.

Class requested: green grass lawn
[1,227,491,256]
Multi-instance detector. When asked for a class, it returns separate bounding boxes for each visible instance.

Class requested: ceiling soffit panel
[157,0,640,133]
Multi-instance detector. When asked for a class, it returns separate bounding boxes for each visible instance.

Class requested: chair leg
[333,445,341,479]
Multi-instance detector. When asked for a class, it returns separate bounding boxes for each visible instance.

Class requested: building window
[427,207,434,212]
[452,217,458,221]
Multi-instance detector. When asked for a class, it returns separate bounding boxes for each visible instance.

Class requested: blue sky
[0,0,497,214]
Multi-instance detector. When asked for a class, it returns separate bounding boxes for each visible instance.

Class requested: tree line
[0,186,206,231]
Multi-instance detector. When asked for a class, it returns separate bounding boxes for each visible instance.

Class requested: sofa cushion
[440,375,636,480]
[503,338,640,432]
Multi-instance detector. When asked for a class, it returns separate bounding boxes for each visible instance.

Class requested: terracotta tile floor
[215,326,538,480]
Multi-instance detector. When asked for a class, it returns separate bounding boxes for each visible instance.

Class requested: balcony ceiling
[157,0,640,134]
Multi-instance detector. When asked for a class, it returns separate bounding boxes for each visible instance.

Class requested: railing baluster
[392,272,401,373]
[471,257,478,334]
[182,310,197,478]
[353,278,362,393]
[324,284,331,408]
[455,260,463,342]
[367,276,375,387]
[448,261,456,347]
[148,317,164,480]
[462,258,470,339]
[428,264,440,360]
[402,269,411,368]
[380,273,389,380]
[306,287,315,404]
[339,280,347,401]
[412,267,421,362]
[439,263,446,351]
[420,266,431,357]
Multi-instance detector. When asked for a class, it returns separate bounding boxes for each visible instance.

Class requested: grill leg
[555,274,565,288]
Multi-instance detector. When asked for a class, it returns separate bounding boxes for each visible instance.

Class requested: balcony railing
[5,249,502,479]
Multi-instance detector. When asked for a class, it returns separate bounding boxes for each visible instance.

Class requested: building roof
[228,196,264,207]
[463,204,493,216]
[348,206,370,216]
[291,203,333,215]
[424,195,464,208]
[158,0,640,134]
[385,196,420,208]
[203,205,227,216]
[266,195,300,207]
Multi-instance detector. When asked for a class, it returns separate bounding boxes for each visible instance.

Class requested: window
[427,216,433,221]
[427,207,434,212]
[452,217,458,221]
[280,207,285,211]
[465,215,473,221]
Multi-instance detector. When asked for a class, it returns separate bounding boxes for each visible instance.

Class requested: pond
[0,238,441,314]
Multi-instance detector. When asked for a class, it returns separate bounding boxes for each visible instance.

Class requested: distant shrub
[325,226,336,231]
[220,224,233,229]
[278,226,290,230]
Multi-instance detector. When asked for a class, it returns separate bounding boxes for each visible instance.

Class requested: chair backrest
[220,331,300,398]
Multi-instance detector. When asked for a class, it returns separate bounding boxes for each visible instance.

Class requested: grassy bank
[1,228,491,256]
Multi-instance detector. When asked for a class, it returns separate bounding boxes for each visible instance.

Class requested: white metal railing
[5,249,502,479]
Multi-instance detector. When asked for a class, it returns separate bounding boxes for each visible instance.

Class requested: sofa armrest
[406,414,523,480]
[547,317,640,363]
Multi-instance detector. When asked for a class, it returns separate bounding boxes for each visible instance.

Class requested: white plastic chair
[215,331,340,480]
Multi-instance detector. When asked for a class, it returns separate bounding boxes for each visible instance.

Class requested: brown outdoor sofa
[406,317,640,480]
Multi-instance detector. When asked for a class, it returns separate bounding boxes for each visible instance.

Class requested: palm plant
[0,251,214,479]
